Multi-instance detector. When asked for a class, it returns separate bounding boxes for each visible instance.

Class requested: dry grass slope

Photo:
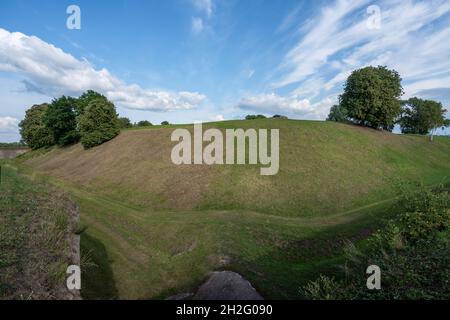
[24,120,450,217]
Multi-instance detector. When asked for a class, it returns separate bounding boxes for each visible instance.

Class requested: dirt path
[82,214,149,265]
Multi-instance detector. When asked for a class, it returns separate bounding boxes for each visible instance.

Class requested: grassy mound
[23,120,450,216]
[17,119,450,299]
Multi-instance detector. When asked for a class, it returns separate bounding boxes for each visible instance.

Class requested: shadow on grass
[80,233,118,300]
[224,202,396,299]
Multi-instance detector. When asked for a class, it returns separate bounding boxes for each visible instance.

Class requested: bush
[300,185,450,300]
[301,276,344,300]
[78,98,120,149]
[161,121,169,125]
[19,104,54,149]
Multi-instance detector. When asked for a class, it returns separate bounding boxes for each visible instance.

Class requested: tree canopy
[136,120,152,127]
[19,103,54,149]
[339,66,403,130]
[399,97,449,139]
[118,117,133,129]
[78,98,120,149]
[75,90,109,116]
[44,96,80,146]
[326,105,348,123]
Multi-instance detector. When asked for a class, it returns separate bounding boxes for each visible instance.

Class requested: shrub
[78,98,120,149]
[300,185,450,300]
[161,121,169,125]
[301,276,344,300]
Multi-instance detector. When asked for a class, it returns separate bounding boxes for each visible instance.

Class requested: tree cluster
[19,90,120,149]
[326,66,449,138]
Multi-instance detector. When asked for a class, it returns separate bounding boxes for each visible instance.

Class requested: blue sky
[1,0,450,142]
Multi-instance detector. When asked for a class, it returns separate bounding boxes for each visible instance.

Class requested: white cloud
[273,0,450,113]
[237,93,311,114]
[0,116,19,133]
[213,114,224,121]
[237,93,337,120]
[0,28,206,111]
[191,0,213,17]
[191,17,205,34]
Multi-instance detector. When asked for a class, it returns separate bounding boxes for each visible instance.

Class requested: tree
[273,114,288,119]
[44,96,80,146]
[161,121,170,125]
[118,117,132,129]
[78,98,120,149]
[399,97,450,141]
[340,66,403,130]
[326,105,348,122]
[19,103,54,149]
[136,120,152,127]
[75,90,108,117]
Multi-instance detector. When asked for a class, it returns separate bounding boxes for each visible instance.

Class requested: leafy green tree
[118,117,133,129]
[399,97,449,141]
[161,121,170,125]
[326,105,348,122]
[75,90,108,116]
[340,66,403,130]
[78,98,120,149]
[136,120,152,127]
[19,104,54,149]
[44,97,79,146]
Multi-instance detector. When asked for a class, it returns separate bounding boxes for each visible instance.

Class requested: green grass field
[0,162,79,299]
[14,119,450,299]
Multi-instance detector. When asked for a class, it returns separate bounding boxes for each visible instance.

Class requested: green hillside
[16,119,450,299]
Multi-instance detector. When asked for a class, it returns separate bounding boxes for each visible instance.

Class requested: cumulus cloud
[237,93,310,114]
[0,116,19,133]
[237,93,336,119]
[0,28,206,111]
[270,0,450,117]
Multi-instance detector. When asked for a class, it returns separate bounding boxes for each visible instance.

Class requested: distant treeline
[245,114,288,120]
[0,141,28,148]
[118,119,170,128]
